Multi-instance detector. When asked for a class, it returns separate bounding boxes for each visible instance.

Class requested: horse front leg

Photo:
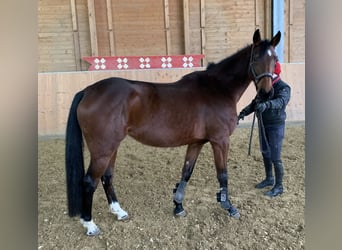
[210,140,240,219]
[173,143,204,217]
[101,151,129,221]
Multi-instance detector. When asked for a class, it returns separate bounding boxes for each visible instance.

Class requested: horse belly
[127,119,205,147]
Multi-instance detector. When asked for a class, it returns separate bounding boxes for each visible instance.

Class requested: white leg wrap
[109,202,129,220]
[80,219,100,236]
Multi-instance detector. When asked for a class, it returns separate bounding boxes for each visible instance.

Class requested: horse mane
[205,44,251,73]
[206,62,216,70]
[205,39,271,73]
[179,46,251,86]
[180,39,272,88]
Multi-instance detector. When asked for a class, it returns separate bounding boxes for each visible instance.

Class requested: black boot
[265,160,284,197]
[255,157,274,189]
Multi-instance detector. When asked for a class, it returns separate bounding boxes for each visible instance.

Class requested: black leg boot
[265,160,284,197]
[255,157,274,189]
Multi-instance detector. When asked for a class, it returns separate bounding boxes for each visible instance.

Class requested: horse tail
[65,90,85,217]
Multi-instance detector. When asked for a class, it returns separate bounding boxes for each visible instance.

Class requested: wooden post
[254,0,258,28]
[264,0,272,39]
[200,0,206,66]
[106,0,115,56]
[288,0,294,62]
[163,0,171,55]
[183,0,190,54]
[70,0,81,70]
[87,0,98,56]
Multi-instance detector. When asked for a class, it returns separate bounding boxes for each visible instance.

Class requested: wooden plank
[110,1,166,56]
[289,0,305,62]
[264,0,272,38]
[204,0,256,63]
[70,0,81,70]
[168,0,183,55]
[73,33,81,70]
[106,0,115,56]
[289,0,294,25]
[163,0,171,55]
[200,0,206,65]
[94,1,111,56]
[254,0,258,27]
[255,0,266,32]
[70,0,78,31]
[183,0,190,54]
[288,0,294,62]
[87,0,98,56]
[200,0,205,28]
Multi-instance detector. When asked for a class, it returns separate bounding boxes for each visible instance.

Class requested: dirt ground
[38,123,304,249]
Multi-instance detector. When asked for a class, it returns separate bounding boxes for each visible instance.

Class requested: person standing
[238,61,291,197]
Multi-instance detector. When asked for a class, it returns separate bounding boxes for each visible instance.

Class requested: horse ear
[253,29,261,45]
[270,31,281,47]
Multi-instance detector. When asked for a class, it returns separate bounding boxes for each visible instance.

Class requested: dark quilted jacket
[241,79,291,125]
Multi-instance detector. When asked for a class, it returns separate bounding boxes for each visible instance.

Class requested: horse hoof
[174,210,187,217]
[173,201,186,217]
[80,219,101,236]
[86,227,101,236]
[118,214,129,221]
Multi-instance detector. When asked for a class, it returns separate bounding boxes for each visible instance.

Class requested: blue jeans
[260,124,285,162]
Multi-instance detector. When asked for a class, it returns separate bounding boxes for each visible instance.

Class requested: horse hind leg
[101,151,129,221]
[173,143,204,217]
[80,171,101,236]
[80,155,112,236]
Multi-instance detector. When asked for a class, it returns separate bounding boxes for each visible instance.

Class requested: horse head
[249,29,281,98]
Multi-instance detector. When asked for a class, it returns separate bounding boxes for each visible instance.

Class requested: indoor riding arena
[38,0,305,249]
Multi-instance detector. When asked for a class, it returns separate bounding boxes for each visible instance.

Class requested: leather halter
[249,45,273,84]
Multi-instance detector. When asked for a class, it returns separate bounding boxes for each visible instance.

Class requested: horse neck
[215,45,254,103]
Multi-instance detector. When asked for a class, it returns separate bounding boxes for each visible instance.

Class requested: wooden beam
[264,0,272,38]
[87,0,98,56]
[70,0,81,70]
[254,0,258,27]
[70,0,78,30]
[183,0,190,54]
[288,0,294,62]
[163,0,171,55]
[289,0,294,25]
[200,0,206,66]
[106,0,115,56]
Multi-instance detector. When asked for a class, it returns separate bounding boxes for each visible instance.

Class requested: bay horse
[65,29,281,236]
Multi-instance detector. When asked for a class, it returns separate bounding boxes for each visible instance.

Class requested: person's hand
[237,111,245,124]
[255,102,268,113]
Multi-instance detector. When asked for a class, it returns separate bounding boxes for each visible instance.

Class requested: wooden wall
[38,0,305,72]
[284,0,305,62]
[38,63,305,136]
[205,0,258,64]
[38,0,90,71]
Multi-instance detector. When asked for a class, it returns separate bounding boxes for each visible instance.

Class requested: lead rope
[256,111,270,155]
[248,112,256,156]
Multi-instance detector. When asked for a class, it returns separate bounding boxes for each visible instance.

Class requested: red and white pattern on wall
[83,55,205,71]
